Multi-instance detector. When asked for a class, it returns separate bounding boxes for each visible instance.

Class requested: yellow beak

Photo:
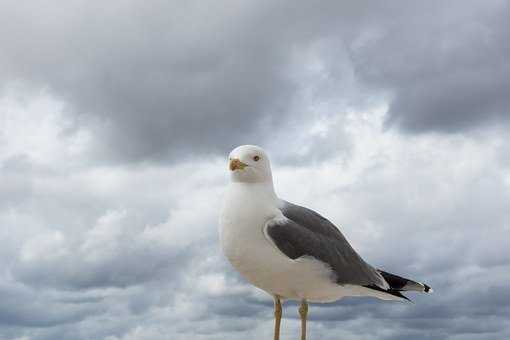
[229,158,248,171]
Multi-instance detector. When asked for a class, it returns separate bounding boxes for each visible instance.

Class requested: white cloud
[0,87,93,167]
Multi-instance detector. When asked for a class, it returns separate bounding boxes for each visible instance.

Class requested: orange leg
[274,296,282,340]
[299,300,308,340]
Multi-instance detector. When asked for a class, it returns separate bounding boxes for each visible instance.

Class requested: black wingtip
[394,291,412,302]
[363,284,413,302]
[423,284,432,293]
[377,269,433,294]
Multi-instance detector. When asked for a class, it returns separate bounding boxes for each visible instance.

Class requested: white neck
[229,179,279,203]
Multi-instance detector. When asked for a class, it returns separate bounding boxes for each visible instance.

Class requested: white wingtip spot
[419,281,433,293]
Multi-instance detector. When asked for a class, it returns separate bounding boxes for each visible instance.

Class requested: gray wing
[266,201,388,289]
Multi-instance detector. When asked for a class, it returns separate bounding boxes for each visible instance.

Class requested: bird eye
[253,155,260,161]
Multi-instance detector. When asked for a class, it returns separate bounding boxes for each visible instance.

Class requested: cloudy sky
[1,1,509,339]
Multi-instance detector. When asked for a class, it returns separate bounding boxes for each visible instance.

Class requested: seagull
[219,145,432,340]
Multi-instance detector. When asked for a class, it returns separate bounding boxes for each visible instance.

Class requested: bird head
[227,145,273,183]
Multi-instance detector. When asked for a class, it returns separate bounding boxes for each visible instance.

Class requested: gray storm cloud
[2,1,507,163]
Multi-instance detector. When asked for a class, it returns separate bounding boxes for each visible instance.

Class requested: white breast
[219,183,280,275]
[219,183,346,302]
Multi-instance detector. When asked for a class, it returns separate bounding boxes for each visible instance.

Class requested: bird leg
[299,300,308,340]
[274,296,282,340]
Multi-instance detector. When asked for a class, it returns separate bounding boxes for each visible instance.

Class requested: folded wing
[265,201,388,290]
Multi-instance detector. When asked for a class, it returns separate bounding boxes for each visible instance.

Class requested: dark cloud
[0,281,104,328]
[348,1,510,133]
[0,1,334,163]
[3,1,507,164]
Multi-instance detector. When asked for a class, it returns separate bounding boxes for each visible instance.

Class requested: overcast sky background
[1,1,509,339]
